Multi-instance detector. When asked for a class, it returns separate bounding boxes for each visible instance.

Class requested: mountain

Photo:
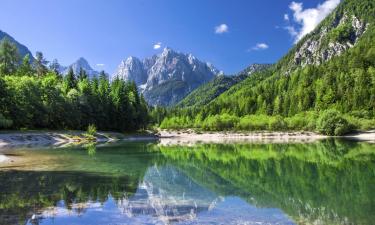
[61,57,99,78]
[0,30,99,78]
[203,0,375,117]
[0,30,34,62]
[177,64,271,108]
[161,0,375,131]
[113,48,221,106]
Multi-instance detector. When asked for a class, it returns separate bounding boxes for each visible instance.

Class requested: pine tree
[77,67,88,81]
[0,38,20,75]
[34,51,48,77]
[17,54,33,76]
[49,59,61,77]
[64,67,77,91]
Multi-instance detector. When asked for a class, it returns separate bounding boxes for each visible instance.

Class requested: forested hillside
[0,38,149,131]
[160,0,375,135]
[177,64,271,108]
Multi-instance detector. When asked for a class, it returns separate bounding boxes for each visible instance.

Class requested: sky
[0,0,340,75]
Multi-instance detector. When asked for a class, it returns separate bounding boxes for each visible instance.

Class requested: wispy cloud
[286,0,340,42]
[96,63,105,67]
[284,14,290,21]
[153,42,162,49]
[285,26,298,37]
[249,43,269,51]
[215,24,229,34]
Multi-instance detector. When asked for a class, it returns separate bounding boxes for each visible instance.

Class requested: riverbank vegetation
[159,110,375,135]
[0,39,149,132]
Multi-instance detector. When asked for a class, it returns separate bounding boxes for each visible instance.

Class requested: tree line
[0,38,149,131]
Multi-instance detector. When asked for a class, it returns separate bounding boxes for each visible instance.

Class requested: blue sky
[0,0,340,74]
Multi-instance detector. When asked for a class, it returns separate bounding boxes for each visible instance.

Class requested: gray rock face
[113,48,221,106]
[113,56,147,86]
[291,14,367,72]
[0,30,34,63]
[61,57,99,79]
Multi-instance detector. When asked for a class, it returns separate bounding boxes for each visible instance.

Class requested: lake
[0,139,374,225]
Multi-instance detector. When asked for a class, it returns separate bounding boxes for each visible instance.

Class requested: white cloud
[96,63,105,67]
[287,0,340,42]
[153,42,162,49]
[285,26,298,37]
[215,24,229,34]
[249,43,269,51]
[284,14,290,21]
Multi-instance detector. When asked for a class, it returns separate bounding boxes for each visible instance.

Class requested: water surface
[0,139,374,225]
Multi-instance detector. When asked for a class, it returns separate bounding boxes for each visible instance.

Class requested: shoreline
[0,130,158,149]
[158,129,375,145]
[158,130,328,145]
[0,129,374,149]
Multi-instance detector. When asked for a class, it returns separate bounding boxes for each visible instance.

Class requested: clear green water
[0,139,374,225]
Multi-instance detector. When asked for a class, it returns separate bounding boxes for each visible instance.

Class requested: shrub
[316,110,352,136]
[268,116,287,131]
[201,114,239,131]
[236,115,269,131]
[160,116,193,129]
[0,113,13,129]
[86,124,97,136]
[285,112,318,131]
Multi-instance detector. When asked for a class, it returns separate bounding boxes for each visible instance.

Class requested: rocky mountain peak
[289,12,368,73]
[62,57,99,78]
[113,56,147,86]
[113,48,220,106]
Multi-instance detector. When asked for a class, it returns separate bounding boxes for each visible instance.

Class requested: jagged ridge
[113,48,221,106]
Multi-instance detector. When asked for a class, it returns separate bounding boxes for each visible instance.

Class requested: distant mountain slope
[113,48,221,106]
[61,57,99,78]
[0,30,34,62]
[177,64,271,108]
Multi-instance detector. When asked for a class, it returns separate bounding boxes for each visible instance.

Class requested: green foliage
[64,67,77,91]
[160,113,328,132]
[0,50,150,131]
[177,75,239,108]
[317,110,352,135]
[0,38,20,75]
[34,51,48,77]
[329,22,354,42]
[16,54,33,76]
[177,65,271,108]
[86,124,97,136]
[0,113,12,128]
[201,114,239,131]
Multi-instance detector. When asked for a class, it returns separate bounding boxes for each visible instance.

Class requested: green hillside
[160,0,375,135]
[177,64,271,108]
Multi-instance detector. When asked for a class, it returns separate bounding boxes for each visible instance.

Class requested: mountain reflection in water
[0,139,374,225]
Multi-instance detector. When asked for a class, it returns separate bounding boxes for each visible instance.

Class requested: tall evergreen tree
[49,59,61,77]
[34,51,48,77]
[0,38,20,75]
[17,54,33,76]
[77,67,88,81]
[64,67,77,91]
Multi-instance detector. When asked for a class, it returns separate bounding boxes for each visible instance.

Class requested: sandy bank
[158,130,327,145]
[158,129,375,145]
[343,130,375,143]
